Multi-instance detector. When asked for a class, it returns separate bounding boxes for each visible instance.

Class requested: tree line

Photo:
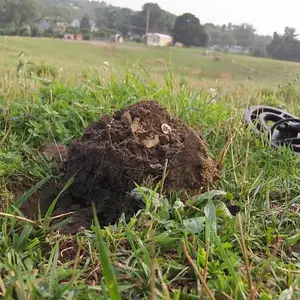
[267,27,300,62]
[0,0,298,62]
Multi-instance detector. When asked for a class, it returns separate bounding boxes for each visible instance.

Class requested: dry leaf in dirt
[120,111,132,125]
[131,118,140,133]
[141,135,160,148]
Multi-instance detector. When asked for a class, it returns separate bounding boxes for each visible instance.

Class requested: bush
[19,26,31,37]
[0,24,17,36]
[93,30,108,39]
[132,36,143,43]
[53,32,64,39]
[43,28,54,38]
[31,26,41,37]
[83,34,91,41]
[65,26,76,34]
[252,48,267,58]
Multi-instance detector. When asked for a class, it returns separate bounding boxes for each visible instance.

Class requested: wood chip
[131,118,140,133]
[141,135,160,149]
[120,111,132,125]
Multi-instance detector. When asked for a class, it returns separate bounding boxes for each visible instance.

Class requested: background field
[2,36,300,88]
[1,37,300,299]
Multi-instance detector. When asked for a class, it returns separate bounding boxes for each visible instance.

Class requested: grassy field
[1,36,300,299]
[2,36,300,88]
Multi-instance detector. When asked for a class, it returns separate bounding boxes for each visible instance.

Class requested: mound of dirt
[20,100,220,233]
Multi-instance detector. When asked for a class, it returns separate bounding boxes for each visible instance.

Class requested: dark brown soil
[20,100,220,234]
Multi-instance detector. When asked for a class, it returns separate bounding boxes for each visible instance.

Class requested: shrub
[132,36,143,43]
[43,28,54,38]
[19,26,31,37]
[252,48,267,58]
[83,33,91,40]
[31,26,41,37]
[0,24,17,36]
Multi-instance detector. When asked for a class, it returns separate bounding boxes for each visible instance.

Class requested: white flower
[209,88,217,97]
[103,61,110,66]
[59,68,64,72]
[43,78,52,83]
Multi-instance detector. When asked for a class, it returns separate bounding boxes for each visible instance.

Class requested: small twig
[159,159,168,199]
[47,211,74,220]
[278,267,300,274]
[221,291,234,300]
[237,214,256,300]
[200,239,210,300]
[150,229,157,300]
[0,276,6,295]
[0,212,37,225]
[217,131,233,171]
[182,241,216,300]
[71,242,82,284]
[86,266,101,280]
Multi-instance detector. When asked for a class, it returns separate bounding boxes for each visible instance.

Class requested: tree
[220,32,236,47]
[173,13,207,47]
[267,28,300,62]
[231,23,256,48]
[80,13,91,32]
[0,0,42,27]
[131,2,176,35]
[42,4,75,23]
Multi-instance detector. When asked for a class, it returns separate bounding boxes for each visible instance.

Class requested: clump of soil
[20,100,220,233]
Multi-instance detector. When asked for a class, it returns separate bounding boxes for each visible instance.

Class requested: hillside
[1,36,299,89]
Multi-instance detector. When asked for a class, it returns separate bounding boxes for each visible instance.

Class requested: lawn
[1,36,300,299]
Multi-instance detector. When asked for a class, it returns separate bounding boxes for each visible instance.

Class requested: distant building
[224,45,250,54]
[115,34,123,43]
[71,19,80,28]
[64,33,84,40]
[71,19,98,32]
[144,33,173,47]
[75,34,83,40]
[64,33,75,40]
[36,17,56,32]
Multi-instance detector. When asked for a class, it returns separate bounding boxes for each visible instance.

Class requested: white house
[71,19,80,28]
[71,19,98,32]
[144,33,173,47]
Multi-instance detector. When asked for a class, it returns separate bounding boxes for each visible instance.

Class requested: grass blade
[92,203,121,300]
[43,177,74,226]
[12,175,51,210]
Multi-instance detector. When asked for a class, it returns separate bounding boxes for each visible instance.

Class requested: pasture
[1,36,300,299]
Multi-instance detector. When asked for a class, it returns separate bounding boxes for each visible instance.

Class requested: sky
[105,0,300,36]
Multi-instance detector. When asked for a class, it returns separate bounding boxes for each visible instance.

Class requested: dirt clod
[21,100,220,233]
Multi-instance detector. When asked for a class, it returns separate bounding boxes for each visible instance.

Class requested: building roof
[36,17,54,24]
[145,33,172,39]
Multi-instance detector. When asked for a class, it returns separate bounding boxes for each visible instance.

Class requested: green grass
[1,36,300,88]
[1,36,300,299]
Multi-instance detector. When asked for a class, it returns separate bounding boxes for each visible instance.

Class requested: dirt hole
[18,100,219,234]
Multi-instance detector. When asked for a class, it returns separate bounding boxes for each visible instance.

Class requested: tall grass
[0,55,300,298]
